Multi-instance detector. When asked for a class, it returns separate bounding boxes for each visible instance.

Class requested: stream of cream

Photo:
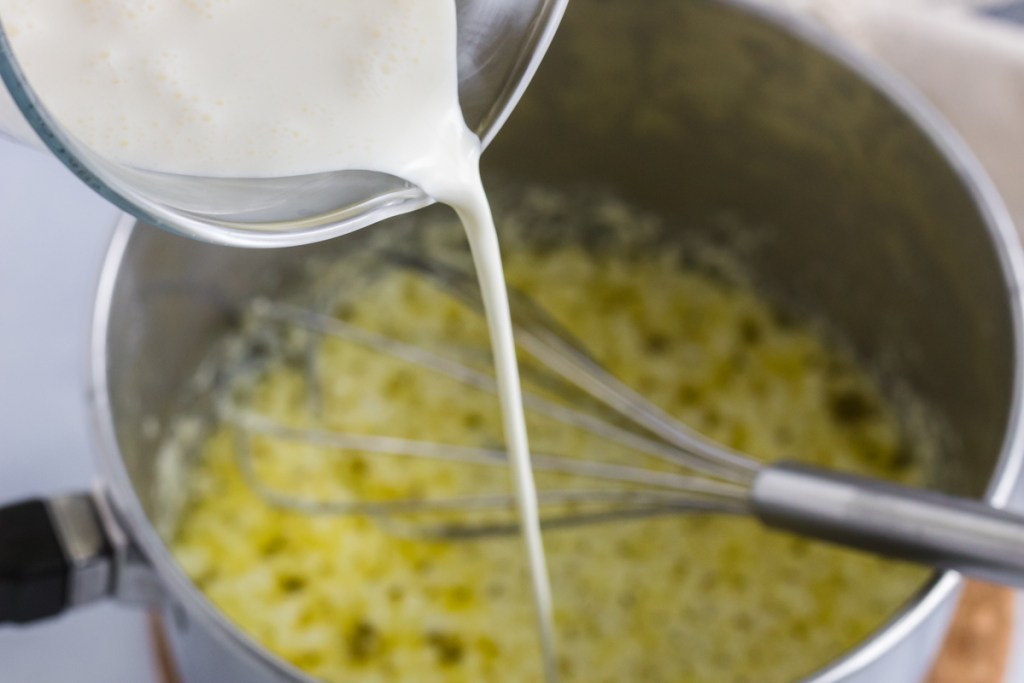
[0,0,559,678]
[406,112,560,683]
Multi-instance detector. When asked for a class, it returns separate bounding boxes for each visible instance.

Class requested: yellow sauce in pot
[170,190,933,683]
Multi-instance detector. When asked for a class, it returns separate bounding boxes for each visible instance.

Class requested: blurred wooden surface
[926,581,1015,683]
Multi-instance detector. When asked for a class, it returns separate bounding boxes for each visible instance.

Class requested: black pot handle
[0,494,115,624]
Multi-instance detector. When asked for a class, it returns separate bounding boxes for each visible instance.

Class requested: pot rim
[87,2,1024,681]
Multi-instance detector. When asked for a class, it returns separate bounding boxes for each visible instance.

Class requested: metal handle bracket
[0,491,161,624]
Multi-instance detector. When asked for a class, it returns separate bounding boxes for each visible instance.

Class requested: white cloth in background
[755,0,1024,228]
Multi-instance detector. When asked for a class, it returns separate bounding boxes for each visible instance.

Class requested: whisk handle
[752,462,1024,588]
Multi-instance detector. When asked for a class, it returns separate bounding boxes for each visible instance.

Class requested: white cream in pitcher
[0,0,558,679]
[4,0,461,177]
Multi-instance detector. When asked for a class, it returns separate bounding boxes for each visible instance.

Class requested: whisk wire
[386,253,760,481]
[223,255,765,537]
[247,299,755,484]
[232,424,750,538]
[229,406,750,499]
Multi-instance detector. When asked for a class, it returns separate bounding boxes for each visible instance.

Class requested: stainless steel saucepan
[2,0,1023,681]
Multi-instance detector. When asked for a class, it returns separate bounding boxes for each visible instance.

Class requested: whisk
[218,252,1024,588]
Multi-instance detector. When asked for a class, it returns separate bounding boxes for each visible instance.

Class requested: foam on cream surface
[1,0,462,177]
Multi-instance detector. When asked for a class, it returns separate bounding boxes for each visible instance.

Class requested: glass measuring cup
[0,0,566,248]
